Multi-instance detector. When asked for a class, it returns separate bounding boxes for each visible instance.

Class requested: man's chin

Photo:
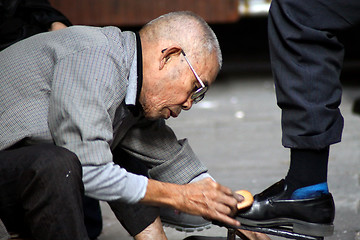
[143,108,174,120]
[144,115,160,120]
[143,112,164,120]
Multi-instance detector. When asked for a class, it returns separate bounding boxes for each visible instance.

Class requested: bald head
[139,11,222,69]
[139,12,222,120]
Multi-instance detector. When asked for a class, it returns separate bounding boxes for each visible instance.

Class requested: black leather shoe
[237,179,335,237]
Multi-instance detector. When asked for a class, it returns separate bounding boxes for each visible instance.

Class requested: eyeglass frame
[161,48,208,104]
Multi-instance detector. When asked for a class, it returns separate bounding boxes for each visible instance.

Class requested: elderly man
[0,11,242,240]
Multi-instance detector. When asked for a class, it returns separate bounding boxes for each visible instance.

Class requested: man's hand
[180,178,242,226]
[49,22,67,31]
[140,178,242,227]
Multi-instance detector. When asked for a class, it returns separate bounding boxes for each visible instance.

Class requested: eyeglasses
[162,48,208,104]
[180,50,208,104]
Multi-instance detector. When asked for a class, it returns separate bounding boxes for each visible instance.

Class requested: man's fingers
[186,179,243,224]
[211,201,233,216]
[209,186,241,214]
[208,210,241,228]
[198,198,240,227]
[234,192,245,202]
[217,194,239,216]
[216,183,235,196]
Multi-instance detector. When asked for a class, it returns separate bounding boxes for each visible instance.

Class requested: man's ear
[159,46,182,70]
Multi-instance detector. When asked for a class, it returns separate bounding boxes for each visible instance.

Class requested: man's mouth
[168,108,181,118]
[170,110,178,118]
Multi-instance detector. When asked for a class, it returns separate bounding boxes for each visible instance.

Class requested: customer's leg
[0,144,89,240]
[236,0,359,236]
[268,0,360,192]
[269,0,360,149]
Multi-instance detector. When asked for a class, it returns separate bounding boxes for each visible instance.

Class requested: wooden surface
[49,0,240,26]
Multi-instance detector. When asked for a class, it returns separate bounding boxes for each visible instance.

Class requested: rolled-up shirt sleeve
[119,118,208,184]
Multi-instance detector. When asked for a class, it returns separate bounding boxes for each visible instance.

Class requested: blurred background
[48,0,360,79]
[48,1,360,239]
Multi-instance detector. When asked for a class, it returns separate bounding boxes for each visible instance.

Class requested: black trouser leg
[83,196,102,240]
[268,0,360,149]
[0,144,89,240]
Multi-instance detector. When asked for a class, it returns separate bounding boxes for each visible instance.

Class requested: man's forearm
[139,179,183,207]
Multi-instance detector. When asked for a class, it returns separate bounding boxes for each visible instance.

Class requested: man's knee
[33,144,81,169]
[0,144,86,237]
[23,144,84,192]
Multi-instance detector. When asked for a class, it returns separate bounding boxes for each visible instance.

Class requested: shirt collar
[125,32,143,116]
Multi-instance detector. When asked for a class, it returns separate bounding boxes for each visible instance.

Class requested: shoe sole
[162,222,211,232]
[237,217,334,237]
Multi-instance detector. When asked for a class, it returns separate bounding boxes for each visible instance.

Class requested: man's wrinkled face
[140,51,218,120]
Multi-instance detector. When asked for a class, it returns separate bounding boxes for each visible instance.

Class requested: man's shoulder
[58,25,110,49]
[69,26,135,48]
[53,26,135,60]
[100,27,136,56]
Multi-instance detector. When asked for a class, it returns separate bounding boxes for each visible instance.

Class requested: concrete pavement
[97,71,360,240]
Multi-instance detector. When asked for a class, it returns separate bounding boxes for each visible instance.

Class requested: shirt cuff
[189,172,214,183]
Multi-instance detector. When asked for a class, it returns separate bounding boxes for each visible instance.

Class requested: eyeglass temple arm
[181,50,205,88]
